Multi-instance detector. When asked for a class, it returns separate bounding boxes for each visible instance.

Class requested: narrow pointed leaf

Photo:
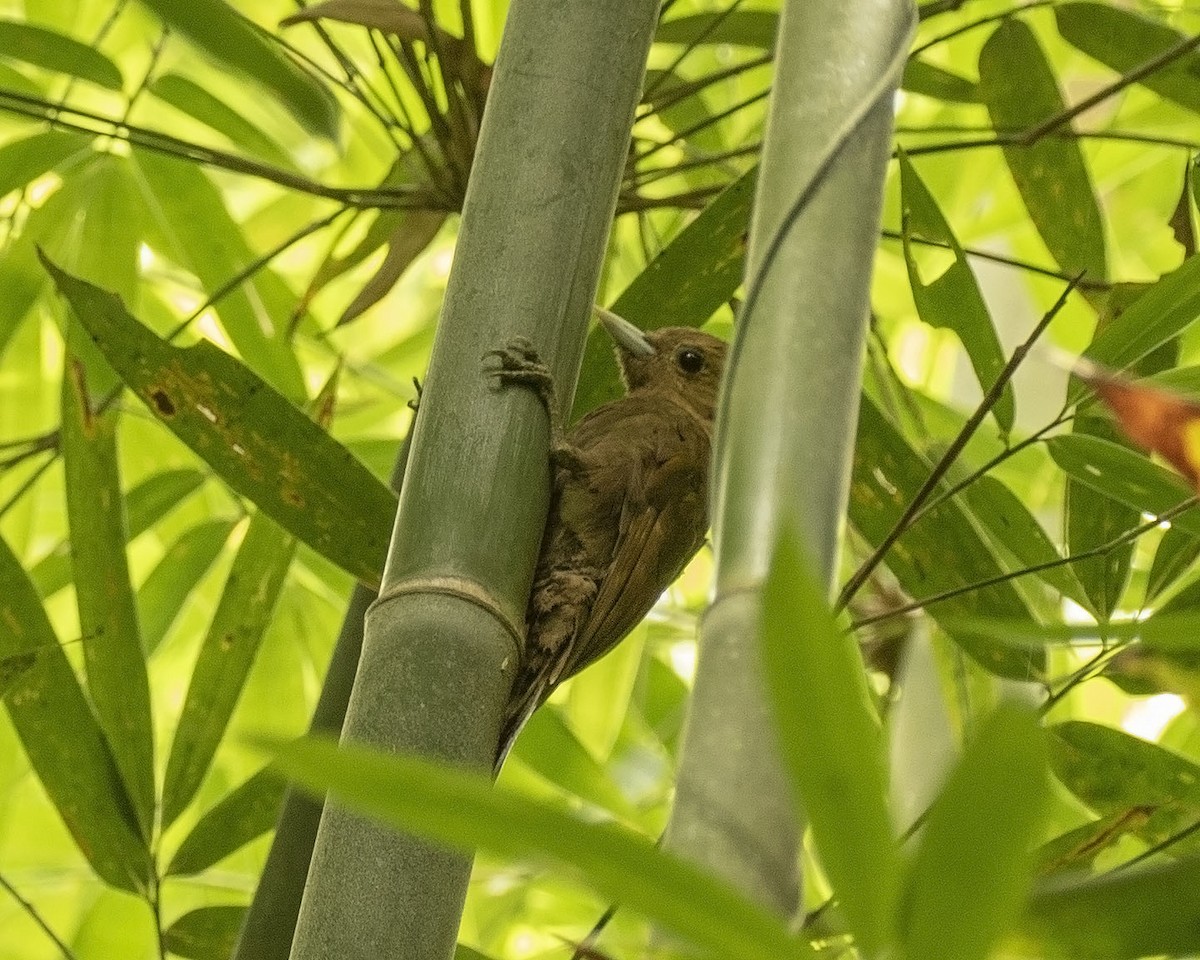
[0,129,92,199]
[0,20,122,90]
[139,518,238,655]
[164,906,247,960]
[270,737,815,960]
[978,20,1107,282]
[134,151,306,398]
[1080,254,1200,391]
[167,767,287,876]
[762,527,897,959]
[337,211,448,327]
[1048,434,1200,535]
[1056,3,1200,118]
[40,256,396,589]
[148,73,295,169]
[900,702,1048,960]
[1064,419,1138,619]
[1023,854,1200,958]
[135,0,338,140]
[30,467,207,597]
[162,512,296,826]
[0,533,150,892]
[61,359,156,838]
[899,150,1012,431]
[851,397,1043,678]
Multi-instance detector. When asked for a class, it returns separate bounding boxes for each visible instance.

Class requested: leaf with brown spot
[41,253,396,589]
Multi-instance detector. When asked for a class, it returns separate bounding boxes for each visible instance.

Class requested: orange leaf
[1078,360,1200,489]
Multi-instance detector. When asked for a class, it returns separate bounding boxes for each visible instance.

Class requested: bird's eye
[676,348,705,374]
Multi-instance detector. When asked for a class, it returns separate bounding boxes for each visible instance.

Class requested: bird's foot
[407,376,422,413]
[483,337,564,444]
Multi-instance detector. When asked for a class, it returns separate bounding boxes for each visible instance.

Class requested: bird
[484,309,728,768]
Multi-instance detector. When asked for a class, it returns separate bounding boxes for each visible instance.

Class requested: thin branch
[849,497,1200,629]
[0,90,442,210]
[0,872,76,959]
[879,230,1112,290]
[910,1,1055,58]
[644,0,747,102]
[837,276,1082,611]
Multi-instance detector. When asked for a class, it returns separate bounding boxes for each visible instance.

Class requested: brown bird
[485,310,727,767]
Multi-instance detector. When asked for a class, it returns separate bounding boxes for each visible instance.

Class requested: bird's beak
[594,306,655,357]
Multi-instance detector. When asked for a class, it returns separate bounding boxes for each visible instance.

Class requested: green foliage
[2,0,1200,958]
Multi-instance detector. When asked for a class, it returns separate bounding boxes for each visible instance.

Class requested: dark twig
[836,275,1082,612]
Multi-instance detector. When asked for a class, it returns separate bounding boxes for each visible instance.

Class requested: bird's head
[596,308,728,426]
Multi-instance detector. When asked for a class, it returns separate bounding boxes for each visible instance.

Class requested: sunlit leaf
[1022,854,1200,957]
[898,149,1013,431]
[161,510,297,827]
[0,19,122,90]
[0,129,92,199]
[654,11,777,48]
[41,256,396,589]
[167,767,287,876]
[61,357,156,839]
[337,211,448,327]
[30,468,208,597]
[148,73,295,169]
[134,150,306,398]
[850,397,1043,678]
[138,518,238,655]
[1056,3,1200,118]
[900,702,1048,960]
[135,0,339,140]
[978,20,1107,282]
[269,736,815,960]
[0,533,151,892]
[164,906,246,960]
[762,526,897,959]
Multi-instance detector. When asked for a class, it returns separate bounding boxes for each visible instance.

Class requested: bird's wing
[560,424,708,681]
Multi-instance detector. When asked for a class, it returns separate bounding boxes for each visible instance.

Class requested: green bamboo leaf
[762,527,897,959]
[0,20,122,90]
[978,20,1107,282]
[139,518,238,655]
[1078,254,1200,393]
[162,511,297,826]
[1047,434,1200,535]
[1063,419,1138,620]
[134,151,306,398]
[1051,721,1200,812]
[0,237,49,361]
[0,129,91,199]
[167,767,287,876]
[1023,854,1200,958]
[654,11,777,48]
[40,256,395,589]
[0,650,36,700]
[135,0,338,140]
[61,359,156,839]
[901,59,976,103]
[30,467,207,597]
[900,702,1048,960]
[0,533,151,892]
[959,474,1091,613]
[164,906,246,960]
[1056,3,1200,118]
[0,59,42,97]
[269,736,815,960]
[573,168,755,418]
[1147,527,1200,602]
[337,211,448,327]
[898,150,1013,431]
[148,73,295,169]
[851,397,1043,678]
[507,707,636,818]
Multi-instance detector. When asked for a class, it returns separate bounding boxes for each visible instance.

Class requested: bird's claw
[484,337,557,402]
